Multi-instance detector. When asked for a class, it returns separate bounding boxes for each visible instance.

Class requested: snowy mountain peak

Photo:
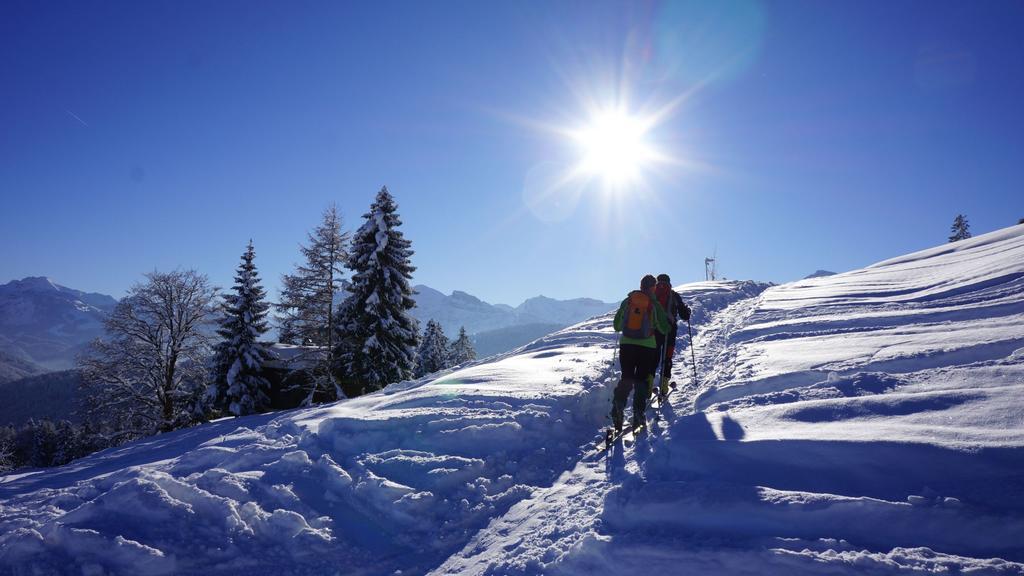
[4,276,63,292]
[803,269,837,279]
[0,277,118,373]
[449,290,486,306]
[521,294,555,303]
[1,277,117,308]
[412,284,445,299]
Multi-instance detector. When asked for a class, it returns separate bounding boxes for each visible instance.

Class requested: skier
[654,273,692,397]
[612,274,669,432]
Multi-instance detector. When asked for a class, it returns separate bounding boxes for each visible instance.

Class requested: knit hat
[657,273,671,283]
[640,274,657,291]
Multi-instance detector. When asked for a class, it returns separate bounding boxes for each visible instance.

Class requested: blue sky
[1,0,1022,305]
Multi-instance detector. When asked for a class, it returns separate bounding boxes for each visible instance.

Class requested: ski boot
[631,414,646,431]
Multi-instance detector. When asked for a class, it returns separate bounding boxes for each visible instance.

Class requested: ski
[650,382,676,421]
[603,386,667,450]
[604,420,647,450]
[601,372,683,452]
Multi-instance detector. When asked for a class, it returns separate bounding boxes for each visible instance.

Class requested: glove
[681,303,691,322]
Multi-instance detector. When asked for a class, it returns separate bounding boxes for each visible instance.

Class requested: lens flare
[572,109,656,186]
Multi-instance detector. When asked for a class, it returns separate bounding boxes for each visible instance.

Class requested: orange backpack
[622,291,654,339]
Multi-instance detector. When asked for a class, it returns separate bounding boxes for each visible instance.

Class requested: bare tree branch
[79,269,218,436]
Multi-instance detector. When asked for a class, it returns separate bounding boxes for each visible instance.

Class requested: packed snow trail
[430,282,772,575]
[440,226,1024,575]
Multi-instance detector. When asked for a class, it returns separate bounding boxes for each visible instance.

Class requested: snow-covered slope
[0,279,763,575]
[445,226,1024,575]
[3,226,1023,575]
[0,310,623,574]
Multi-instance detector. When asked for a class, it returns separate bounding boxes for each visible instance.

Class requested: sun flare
[573,109,656,186]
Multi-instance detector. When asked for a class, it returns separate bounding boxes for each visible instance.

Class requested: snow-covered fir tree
[0,420,93,471]
[416,320,450,377]
[334,187,419,395]
[949,214,972,242]
[277,205,350,403]
[449,326,476,366]
[53,420,80,467]
[0,434,12,473]
[28,419,58,468]
[212,241,273,416]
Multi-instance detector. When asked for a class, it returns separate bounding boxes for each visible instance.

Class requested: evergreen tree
[213,241,273,416]
[416,320,451,377]
[29,419,59,468]
[75,420,112,461]
[277,205,350,347]
[0,421,98,471]
[0,426,15,473]
[949,214,972,242]
[334,187,419,394]
[277,205,350,404]
[11,422,35,468]
[53,420,80,466]
[449,326,477,366]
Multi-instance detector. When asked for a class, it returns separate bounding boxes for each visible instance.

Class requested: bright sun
[573,109,656,186]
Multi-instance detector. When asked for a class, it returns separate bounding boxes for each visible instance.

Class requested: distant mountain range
[0,276,613,425]
[0,277,614,384]
[410,285,614,335]
[409,285,615,357]
[0,277,117,381]
[469,323,566,359]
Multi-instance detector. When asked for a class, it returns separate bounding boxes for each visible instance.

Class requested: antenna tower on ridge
[705,256,717,281]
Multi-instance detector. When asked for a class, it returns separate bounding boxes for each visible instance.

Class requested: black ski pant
[613,343,658,426]
[655,328,679,383]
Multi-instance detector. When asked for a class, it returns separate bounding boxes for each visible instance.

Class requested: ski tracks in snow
[437,249,1024,575]
[432,282,771,575]
[683,290,767,404]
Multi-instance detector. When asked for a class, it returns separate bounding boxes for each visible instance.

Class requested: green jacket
[613,291,670,349]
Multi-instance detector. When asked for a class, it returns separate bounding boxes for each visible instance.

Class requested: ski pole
[676,329,686,375]
[655,337,664,392]
[609,333,620,418]
[687,319,698,388]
